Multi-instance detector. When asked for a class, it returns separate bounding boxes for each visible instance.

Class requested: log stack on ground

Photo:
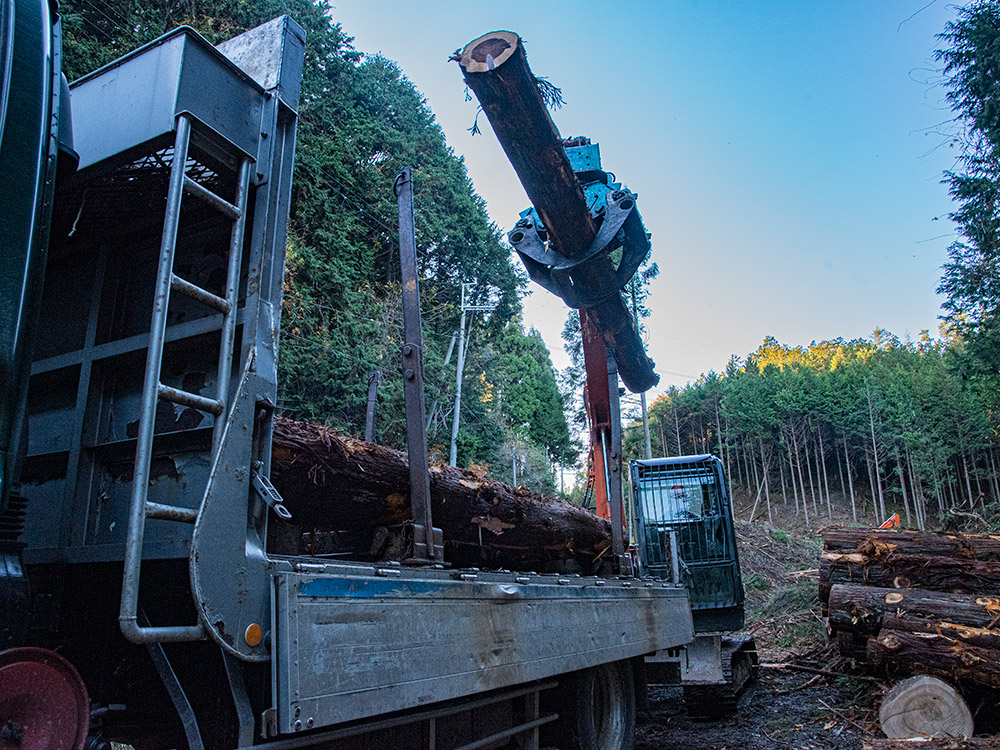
[820,528,1000,615]
[822,527,1000,736]
[268,416,612,571]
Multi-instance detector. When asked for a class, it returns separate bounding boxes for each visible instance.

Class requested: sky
[331,0,961,399]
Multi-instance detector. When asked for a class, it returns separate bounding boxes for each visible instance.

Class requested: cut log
[879,675,973,739]
[819,552,1000,608]
[823,528,1000,562]
[865,739,1000,750]
[269,416,612,570]
[828,585,1000,638]
[881,614,1000,651]
[868,630,1000,690]
[455,31,656,393]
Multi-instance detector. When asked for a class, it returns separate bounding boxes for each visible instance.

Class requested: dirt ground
[637,667,868,750]
[634,512,874,749]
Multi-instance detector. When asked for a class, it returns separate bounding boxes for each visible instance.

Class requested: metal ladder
[119,114,252,643]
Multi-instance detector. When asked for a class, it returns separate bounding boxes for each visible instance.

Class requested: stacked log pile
[268,416,613,571]
[821,528,1000,692]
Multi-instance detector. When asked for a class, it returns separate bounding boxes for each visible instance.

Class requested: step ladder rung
[183,176,241,220]
[170,273,231,313]
[157,383,224,416]
[145,501,198,523]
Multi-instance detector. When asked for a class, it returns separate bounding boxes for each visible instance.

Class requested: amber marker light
[245,623,263,647]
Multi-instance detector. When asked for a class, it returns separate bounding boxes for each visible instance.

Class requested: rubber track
[684,636,759,719]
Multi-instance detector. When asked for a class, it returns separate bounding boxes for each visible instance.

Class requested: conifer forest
[59,0,1000,528]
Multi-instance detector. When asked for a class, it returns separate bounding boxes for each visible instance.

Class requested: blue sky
[331,1,960,396]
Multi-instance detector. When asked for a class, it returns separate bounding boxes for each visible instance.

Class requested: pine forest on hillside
[622,331,996,530]
[60,0,1000,528]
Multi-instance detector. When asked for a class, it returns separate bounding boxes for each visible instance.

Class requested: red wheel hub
[0,647,89,750]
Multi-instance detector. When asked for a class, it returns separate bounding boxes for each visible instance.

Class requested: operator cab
[631,455,744,632]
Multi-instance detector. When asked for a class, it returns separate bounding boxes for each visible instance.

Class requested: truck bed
[270,559,693,735]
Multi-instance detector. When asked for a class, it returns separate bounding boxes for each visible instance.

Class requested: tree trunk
[456,31,656,392]
[787,442,799,513]
[906,446,925,531]
[818,425,832,519]
[835,435,846,503]
[759,438,772,524]
[674,408,683,456]
[867,384,887,520]
[989,449,1000,505]
[865,447,878,521]
[963,454,975,509]
[895,443,912,528]
[779,448,788,505]
[270,416,612,570]
[805,430,818,517]
[792,427,809,525]
[844,437,857,523]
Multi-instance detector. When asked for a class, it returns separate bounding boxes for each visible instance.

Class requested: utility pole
[364,370,380,443]
[426,330,458,433]
[449,283,494,466]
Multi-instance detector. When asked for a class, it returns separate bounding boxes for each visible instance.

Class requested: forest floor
[636,502,877,750]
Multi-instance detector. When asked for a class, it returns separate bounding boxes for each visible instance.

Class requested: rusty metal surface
[394,167,438,561]
[0,647,89,750]
[272,563,693,734]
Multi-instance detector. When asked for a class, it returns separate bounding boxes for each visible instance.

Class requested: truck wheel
[545,660,635,750]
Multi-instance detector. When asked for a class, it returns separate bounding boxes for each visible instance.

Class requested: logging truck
[0,12,697,750]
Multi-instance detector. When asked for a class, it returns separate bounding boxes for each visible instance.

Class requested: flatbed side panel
[273,570,693,734]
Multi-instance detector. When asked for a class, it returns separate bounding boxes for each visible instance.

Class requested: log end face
[459,31,521,73]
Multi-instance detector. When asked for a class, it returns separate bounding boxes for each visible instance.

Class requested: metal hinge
[251,462,291,520]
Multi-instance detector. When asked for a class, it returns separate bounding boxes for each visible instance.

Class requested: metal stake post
[395,168,439,561]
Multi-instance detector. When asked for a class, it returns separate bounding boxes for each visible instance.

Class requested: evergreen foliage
[61,0,572,493]
[937,2,1000,384]
[624,332,997,529]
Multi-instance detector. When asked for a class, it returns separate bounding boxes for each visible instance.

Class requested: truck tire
[544,660,635,750]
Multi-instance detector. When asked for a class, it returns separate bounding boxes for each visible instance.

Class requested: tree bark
[827,584,1000,638]
[867,383,886,519]
[819,551,1000,603]
[822,528,1000,561]
[759,437,772,524]
[792,426,809,525]
[270,416,612,569]
[868,629,1000,690]
[456,31,656,392]
[864,739,1000,750]
[844,437,857,523]
[818,425,832,519]
[895,443,912,528]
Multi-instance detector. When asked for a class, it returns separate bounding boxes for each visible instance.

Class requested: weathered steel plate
[272,567,693,735]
